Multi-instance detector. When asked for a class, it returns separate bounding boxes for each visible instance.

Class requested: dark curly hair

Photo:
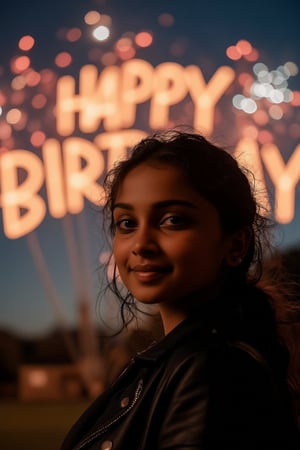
[101,130,274,323]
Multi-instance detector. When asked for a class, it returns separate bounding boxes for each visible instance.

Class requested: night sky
[0,0,300,337]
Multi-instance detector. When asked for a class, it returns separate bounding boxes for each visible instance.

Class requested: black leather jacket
[61,316,299,450]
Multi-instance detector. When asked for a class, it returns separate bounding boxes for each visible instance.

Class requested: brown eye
[160,215,187,228]
[115,218,137,232]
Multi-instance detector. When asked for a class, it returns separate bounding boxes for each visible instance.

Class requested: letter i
[42,138,67,218]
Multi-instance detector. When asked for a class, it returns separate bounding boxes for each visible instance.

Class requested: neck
[158,290,219,335]
[159,306,188,335]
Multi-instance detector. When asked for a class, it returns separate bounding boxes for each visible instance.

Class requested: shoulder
[208,338,281,400]
[205,338,299,447]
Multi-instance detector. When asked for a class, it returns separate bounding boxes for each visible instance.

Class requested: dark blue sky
[1,0,300,337]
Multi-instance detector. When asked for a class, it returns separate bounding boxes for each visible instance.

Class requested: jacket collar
[135,315,216,362]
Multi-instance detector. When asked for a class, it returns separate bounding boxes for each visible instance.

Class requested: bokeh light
[158,13,174,27]
[18,35,35,51]
[66,28,82,42]
[135,32,153,48]
[6,108,22,125]
[25,70,41,87]
[30,130,46,147]
[11,75,26,90]
[236,39,252,55]
[32,94,47,109]
[11,56,31,73]
[93,25,110,41]
[55,52,72,68]
[226,45,241,60]
[84,10,101,25]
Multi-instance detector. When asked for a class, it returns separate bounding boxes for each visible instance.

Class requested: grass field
[0,400,90,450]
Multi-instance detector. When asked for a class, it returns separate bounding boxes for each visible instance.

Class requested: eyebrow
[112,199,197,211]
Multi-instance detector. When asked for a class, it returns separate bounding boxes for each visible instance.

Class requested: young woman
[61,130,300,450]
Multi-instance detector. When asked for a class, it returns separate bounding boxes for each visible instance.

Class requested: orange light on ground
[32,94,47,109]
[25,70,41,87]
[66,28,82,42]
[28,369,48,388]
[226,45,241,60]
[55,52,72,68]
[236,39,252,55]
[84,10,101,25]
[11,55,31,73]
[18,35,35,51]
[135,32,153,48]
[30,131,46,147]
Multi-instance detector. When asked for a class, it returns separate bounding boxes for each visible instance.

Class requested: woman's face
[112,162,234,314]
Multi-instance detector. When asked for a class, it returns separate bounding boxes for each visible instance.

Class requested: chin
[135,296,162,305]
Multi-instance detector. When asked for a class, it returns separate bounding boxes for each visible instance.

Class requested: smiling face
[112,162,235,331]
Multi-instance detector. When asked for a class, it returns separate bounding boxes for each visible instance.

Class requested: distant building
[18,364,85,401]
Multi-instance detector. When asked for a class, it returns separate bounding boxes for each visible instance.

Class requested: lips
[130,264,172,282]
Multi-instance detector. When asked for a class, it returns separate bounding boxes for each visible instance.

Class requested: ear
[225,227,252,267]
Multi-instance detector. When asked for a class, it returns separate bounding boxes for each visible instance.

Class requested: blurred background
[1,0,300,448]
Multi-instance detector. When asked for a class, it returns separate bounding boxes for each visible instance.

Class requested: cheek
[113,237,129,266]
[112,238,122,265]
[171,235,224,265]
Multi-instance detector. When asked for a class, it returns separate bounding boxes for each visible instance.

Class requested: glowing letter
[94,129,147,172]
[261,144,300,223]
[0,150,46,239]
[64,138,105,213]
[42,139,66,218]
[121,59,153,128]
[234,137,270,213]
[149,63,187,129]
[184,65,235,135]
[56,65,122,136]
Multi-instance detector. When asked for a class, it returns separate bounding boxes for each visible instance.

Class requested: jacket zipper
[73,379,143,450]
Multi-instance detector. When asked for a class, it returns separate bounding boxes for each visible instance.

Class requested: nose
[132,225,160,257]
